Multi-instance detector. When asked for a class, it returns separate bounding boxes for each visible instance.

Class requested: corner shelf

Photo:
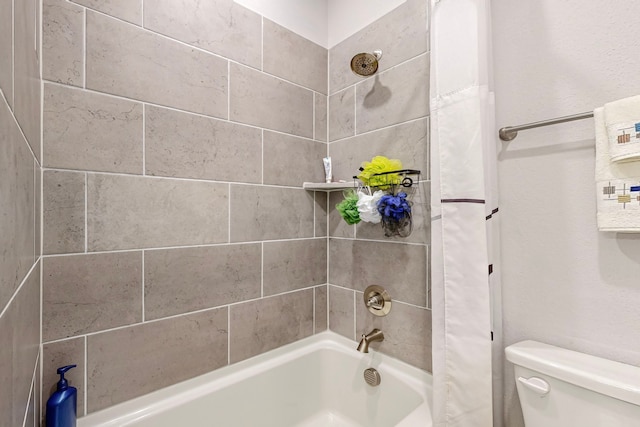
[302,182,353,192]
[303,169,422,192]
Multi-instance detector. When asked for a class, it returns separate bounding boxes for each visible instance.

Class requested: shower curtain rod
[498,111,594,141]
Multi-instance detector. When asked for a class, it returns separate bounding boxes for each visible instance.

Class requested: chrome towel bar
[499,111,594,141]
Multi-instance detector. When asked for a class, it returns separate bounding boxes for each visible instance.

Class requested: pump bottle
[46,365,77,427]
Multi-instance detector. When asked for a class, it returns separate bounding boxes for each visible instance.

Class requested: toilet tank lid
[506,340,640,406]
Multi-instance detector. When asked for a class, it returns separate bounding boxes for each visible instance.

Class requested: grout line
[43,164,315,189]
[41,285,324,345]
[328,115,430,145]
[140,0,144,27]
[0,90,40,165]
[38,0,42,72]
[141,251,145,322]
[312,289,316,335]
[353,85,357,136]
[326,196,330,293]
[20,357,36,427]
[40,0,44,165]
[227,307,231,365]
[142,104,146,175]
[33,160,37,259]
[83,7,86,88]
[312,92,316,140]
[261,129,264,184]
[313,192,316,238]
[327,285,331,331]
[31,354,42,427]
[227,61,230,120]
[11,0,14,108]
[40,236,326,258]
[352,289,357,340]
[227,183,231,243]
[328,51,429,96]
[329,235,428,247]
[326,284,329,331]
[34,352,40,425]
[32,0,36,53]
[84,336,87,416]
[41,80,324,143]
[326,43,330,109]
[0,261,40,321]
[39,255,43,421]
[326,91,329,144]
[260,242,264,298]
[426,247,431,310]
[84,173,88,252]
[76,8,322,94]
[41,334,82,345]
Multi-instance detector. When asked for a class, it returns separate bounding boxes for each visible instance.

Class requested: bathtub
[78,331,432,427]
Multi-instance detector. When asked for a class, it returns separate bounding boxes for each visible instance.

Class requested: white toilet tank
[505,340,640,427]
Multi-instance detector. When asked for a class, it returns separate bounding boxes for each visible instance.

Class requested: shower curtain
[429,0,499,426]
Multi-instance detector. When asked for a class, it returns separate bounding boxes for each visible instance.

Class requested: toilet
[505,340,640,426]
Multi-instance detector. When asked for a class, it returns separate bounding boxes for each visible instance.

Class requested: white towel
[604,95,640,162]
[595,107,640,232]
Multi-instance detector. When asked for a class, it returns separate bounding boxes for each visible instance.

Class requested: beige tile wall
[43,84,144,174]
[229,290,314,363]
[0,0,13,106]
[87,308,229,412]
[327,0,432,372]
[41,0,329,416]
[14,0,42,160]
[0,0,42,424]
[72,0,141,25]
[43,170,85,254]
[329,0,429,95]
[143,0,261,68]
[40,0,432,419]
[0,265,41,427]
[43,0,84,87]
[86,11,229,118]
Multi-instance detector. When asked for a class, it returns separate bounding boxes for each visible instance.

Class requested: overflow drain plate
[364,368,381,387]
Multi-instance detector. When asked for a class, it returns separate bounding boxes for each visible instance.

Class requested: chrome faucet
[356,328,384,353]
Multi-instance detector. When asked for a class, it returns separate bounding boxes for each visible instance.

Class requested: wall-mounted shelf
[303,182,353,191]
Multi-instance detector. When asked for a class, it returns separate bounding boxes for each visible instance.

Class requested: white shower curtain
[429,0,498,426]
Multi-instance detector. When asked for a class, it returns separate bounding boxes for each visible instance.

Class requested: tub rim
[78,331,433,427]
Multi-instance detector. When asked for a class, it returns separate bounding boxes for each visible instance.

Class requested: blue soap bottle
[46,365,77,427]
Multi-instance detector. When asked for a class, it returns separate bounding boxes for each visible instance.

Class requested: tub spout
[356,329,384,353]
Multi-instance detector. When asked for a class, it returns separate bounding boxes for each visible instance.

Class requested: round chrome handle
[363,285,391,316]
[366,294,384,309]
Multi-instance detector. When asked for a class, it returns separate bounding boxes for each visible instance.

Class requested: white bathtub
[79,331,432,427]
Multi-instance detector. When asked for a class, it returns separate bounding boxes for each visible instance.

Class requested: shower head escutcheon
[350,50,383,77]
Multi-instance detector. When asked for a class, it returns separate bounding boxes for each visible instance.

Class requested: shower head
[350,50,383,77]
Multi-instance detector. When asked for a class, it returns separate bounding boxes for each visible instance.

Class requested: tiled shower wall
[41,0,329,415]
[0,0,42,424]
[327,0,433,371]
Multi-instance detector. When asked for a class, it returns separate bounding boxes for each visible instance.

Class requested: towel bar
[499,111,594,141]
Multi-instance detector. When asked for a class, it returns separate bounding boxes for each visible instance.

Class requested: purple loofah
[377,192,411,221]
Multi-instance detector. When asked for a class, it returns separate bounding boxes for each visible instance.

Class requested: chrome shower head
[350,50,383,77]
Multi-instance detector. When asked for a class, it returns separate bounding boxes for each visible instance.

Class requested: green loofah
[336,190,361,225]
[357,156,403,188]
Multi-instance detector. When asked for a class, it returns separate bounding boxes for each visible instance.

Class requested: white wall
[327,0,406,48]
[492,1,640,426]
[233,0,328,46]
[233,0,406,48]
